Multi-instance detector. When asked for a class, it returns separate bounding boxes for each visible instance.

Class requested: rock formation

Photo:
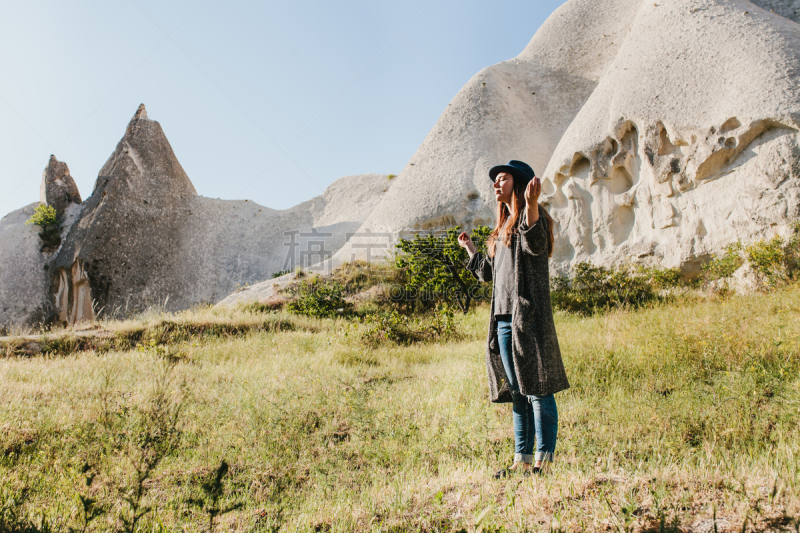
[179,171,391,304]
[42,105,393,325]
[749,0,800,23]
[321,0,644,276]
[537,0,800,276]
[39,155,81,218]
[0,204,52,329]
[51,104,199,323]
[0,156,84,329]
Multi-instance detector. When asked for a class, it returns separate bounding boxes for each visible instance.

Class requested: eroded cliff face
[538,0,800,275]
[330,0,640,264]
[542,117,800,275]
[52,257,93,325]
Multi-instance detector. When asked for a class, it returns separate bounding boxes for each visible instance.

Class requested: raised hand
[524,177,541,226]
[524,176,541,206]
[458,231,477,255]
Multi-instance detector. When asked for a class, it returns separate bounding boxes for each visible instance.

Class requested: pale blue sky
[0,0,565,220]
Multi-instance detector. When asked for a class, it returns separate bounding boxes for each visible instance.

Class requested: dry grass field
[1,285,799,532]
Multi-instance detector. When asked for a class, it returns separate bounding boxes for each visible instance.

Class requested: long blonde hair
[487,176,555,258]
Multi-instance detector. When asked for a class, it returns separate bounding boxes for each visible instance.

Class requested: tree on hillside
[394,226,492,314]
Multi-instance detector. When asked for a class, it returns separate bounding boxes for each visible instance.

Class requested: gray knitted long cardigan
[465,205,570,402]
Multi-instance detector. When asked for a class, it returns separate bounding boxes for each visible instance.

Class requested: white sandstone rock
[539,0,800,276]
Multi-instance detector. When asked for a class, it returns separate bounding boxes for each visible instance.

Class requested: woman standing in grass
[458,160,569,477]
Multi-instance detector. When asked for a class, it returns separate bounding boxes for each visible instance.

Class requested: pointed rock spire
[133,103,148,120]
[96,103,196,199]
[39,155,81,218]
[52,104,198,324]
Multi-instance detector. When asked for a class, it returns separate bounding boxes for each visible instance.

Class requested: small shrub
[550,262,683,315]
[352,302,458,347]
[701,242,744,295]
[746,236,787,289]
[25,204,61,252]
[271,269,291,279]
[746,224,800,289]
[285,276,352,318]
[25,204,58,227]
[387,174,396,180]
[113,360,187,533]
[702,223,800,292]
[639,265,684,290]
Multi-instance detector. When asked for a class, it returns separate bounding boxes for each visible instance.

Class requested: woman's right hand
[458,232,477,255]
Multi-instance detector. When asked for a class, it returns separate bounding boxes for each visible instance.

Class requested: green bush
[394,225,492,314]
[25,204,58,228]
[639,264,685,290]
[702,242,744,294]
[745,223,800,289]
[25,204,62,251]
[350,302,458,347]
[285,276,352,318]
[702,223,800,292]
[746,236,788,289]
[550,262,683,315]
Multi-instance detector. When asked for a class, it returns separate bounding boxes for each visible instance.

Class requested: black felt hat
[489,160,536,188]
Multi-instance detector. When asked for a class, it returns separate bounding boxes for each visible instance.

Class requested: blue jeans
[496,316,558,463]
